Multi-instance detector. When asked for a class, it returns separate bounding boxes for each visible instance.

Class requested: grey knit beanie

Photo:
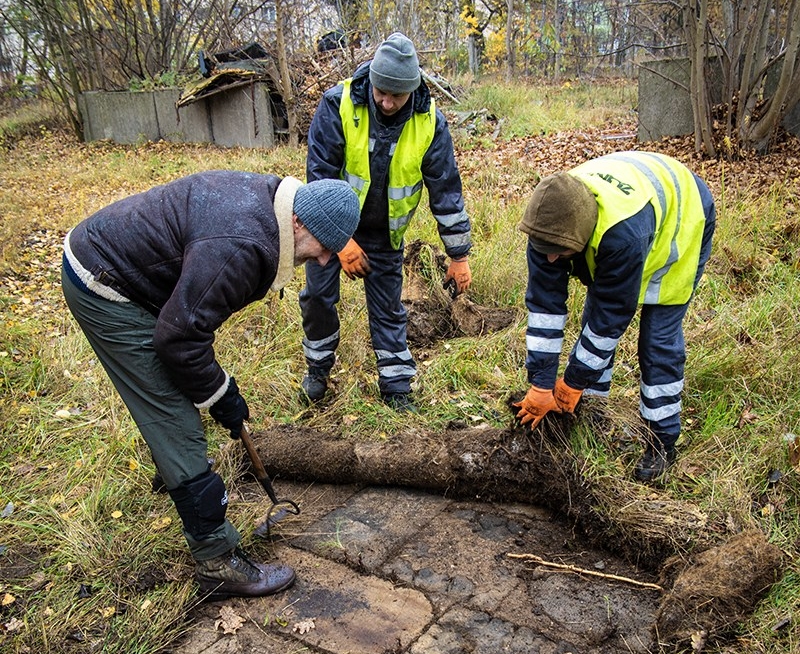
[518,172,598,253]
[293,179,360,253]
[369,32,420,94]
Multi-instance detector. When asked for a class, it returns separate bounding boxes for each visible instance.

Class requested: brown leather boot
[195,547,295,599]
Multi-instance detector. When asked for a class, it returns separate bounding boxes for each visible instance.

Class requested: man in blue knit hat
[62,171,359,598]
[300,32,473,413]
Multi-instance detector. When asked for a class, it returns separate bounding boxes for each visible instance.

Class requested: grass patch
[0,78,798,652]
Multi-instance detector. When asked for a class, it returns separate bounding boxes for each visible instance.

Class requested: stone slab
[207,83,274,149]
[81,90,159,144]
[290,486,450,571]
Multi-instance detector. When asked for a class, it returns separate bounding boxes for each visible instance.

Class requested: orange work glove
[512,385,562,429]
[554,378,583,413]
[444,257,472,296]
[338,238,371,280]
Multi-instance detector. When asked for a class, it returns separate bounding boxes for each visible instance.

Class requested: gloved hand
[554,378,583,413]
[209,377,249,439]
[338,238,371,280]
[512,385,561,429]
[444,257,472,296]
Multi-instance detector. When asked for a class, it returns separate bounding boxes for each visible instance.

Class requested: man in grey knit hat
[301,32,473,413]
[62,171,359,598]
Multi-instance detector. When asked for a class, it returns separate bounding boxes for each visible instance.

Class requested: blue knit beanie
[369,32,420,94]
[293,179,360,253]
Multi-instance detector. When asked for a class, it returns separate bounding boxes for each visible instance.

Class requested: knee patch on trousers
[168,468,228,540]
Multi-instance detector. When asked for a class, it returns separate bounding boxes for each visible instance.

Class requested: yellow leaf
[128,459,139,471]
[151,515,172,531]
[111,510,123,519]
[140,599,152,612]
[55,409,72,419]
[100,606,115,618]
[2,593,15,606]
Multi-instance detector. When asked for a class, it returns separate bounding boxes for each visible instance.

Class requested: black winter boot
[301,370,329,402]
[196,547,295,599]
[381,393,418,414]
[634,441,676,483]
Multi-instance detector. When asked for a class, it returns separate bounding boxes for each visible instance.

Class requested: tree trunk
[686,0,716,157]
[740,0,800,152]
[505,0,515,82]
[468,33,480,75]
[275,0,298,147]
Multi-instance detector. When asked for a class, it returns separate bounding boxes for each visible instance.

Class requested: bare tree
[687,0,800,154]
[685,0,716,155]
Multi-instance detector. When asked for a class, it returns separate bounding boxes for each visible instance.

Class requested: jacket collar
[271,176,302,292]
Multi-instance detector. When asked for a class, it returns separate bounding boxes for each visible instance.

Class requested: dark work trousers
[580,175,717,449]
[299,248,416,396]
[61,267,240,560]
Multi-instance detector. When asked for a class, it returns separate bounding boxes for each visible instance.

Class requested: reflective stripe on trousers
[300,247,416,394]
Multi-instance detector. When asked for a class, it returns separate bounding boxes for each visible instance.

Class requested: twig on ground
[508,553,663,591]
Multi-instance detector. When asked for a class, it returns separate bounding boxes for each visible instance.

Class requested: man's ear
[292,214,302,231]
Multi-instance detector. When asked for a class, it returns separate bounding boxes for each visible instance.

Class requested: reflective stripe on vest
[339,79,436,249]
[571,152,705,305]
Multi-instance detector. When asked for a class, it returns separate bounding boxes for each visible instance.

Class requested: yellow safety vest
[571,152,705,305]
[339,78,436,249]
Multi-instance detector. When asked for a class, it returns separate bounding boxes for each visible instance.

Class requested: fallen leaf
[4,617,24,632]
[128,459,139,471]
[55,409,72,419]
[691,628,707,651]
[784,433,800,469]
[293,618,316,635]
[99,606,115,618]
[139,599,152,612]
[2,593,15,606]
[111,510,123,519]
[151,515,172,531]
[215,605,245,635]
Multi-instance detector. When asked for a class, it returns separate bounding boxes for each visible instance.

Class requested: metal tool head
[253,498,301,539]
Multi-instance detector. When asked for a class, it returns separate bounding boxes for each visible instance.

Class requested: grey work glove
[209,377,250,439]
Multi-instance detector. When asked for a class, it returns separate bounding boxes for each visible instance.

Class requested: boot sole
[198,572,296,601]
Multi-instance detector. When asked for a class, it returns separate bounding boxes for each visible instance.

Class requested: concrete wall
[638,57,800,142]
[79,83,275,148]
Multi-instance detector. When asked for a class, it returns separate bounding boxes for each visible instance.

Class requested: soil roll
[655,530,784,649]
[253,420,705,569]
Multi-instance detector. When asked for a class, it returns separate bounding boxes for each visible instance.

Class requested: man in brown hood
[515,152,715,483]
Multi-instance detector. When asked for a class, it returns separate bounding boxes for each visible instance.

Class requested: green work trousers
[61,267,240,560]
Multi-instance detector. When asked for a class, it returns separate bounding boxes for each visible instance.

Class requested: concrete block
[638,56,799,141]
[80,90,159,144]
[153,89,212,143]
[637,58,694,142]
[207,82,274,148]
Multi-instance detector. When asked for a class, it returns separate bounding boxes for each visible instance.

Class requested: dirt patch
[402,240,518,346]
[252,408,711,569]
[656,530,784,650]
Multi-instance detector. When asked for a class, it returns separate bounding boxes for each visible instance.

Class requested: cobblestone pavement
[171,481,661,654]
